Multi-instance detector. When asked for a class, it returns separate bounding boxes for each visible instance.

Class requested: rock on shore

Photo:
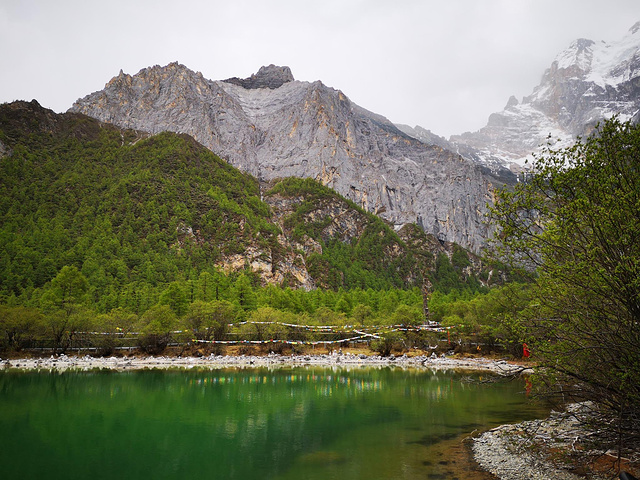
[1,352,529,374]
[473,403,608,480]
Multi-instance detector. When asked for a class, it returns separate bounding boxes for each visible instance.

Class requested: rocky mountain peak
[571,38,596,53]
[104,62,212,96]
[550,38,595,77]
[448,22,640,171]
[222,64,295,89]
[504,95,519,110]
[70,63,505,252]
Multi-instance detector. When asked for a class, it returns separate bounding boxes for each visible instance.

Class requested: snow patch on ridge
[552,24,640,89]
[217,80,311,122]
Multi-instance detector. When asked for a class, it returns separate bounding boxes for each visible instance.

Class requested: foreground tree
[491,118,640,463]
[185,300,236,342]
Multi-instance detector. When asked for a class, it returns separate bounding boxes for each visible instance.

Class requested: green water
[0,367,545,479]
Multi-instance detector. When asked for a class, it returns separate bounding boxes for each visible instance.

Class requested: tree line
[0,264,430,354]
[1,259,534,358]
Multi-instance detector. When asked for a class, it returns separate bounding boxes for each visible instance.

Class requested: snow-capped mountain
[67,23,640,252]
[405,21,640,172]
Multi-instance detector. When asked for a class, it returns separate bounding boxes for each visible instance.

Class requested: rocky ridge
[258,178,461,290]
[223,64,295,90]
[70,63,512,252]
[217,181,389,289]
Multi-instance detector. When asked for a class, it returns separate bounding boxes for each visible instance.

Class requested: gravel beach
[473,403,614,480]
[1,351,530,374]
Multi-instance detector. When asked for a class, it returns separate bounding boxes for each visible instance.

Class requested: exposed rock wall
[70,62,507,252]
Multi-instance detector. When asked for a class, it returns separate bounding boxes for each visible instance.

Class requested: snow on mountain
[404,21,640,172]
[578,22,640,89]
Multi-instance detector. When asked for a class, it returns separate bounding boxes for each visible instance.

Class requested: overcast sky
[1,0,639,138]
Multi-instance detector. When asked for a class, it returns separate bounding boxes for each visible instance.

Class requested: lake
[0,366,546,479]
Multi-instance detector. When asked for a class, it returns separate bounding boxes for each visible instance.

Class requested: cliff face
[70,63,509,252]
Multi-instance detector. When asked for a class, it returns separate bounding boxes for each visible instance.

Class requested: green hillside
[0,101,499,327]
[0,101,279,308]
[264,177,428,289]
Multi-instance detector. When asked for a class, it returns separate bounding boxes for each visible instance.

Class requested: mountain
[66,22,640,252]
[441,21,640,170]
[0,100,500,310]
[69,64,513,252]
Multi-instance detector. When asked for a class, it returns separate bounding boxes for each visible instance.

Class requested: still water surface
[0,367,546,479]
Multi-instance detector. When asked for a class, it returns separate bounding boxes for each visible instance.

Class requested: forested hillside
[0,100,509,353]
[0,100,278,309]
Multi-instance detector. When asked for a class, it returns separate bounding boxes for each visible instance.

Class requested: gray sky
[1,0,639,138]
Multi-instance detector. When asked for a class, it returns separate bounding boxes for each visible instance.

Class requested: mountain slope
[0,101,499,310]
[70,63,512,252]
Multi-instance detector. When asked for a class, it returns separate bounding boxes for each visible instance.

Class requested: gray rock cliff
[70,62,509,252]
[223,64,295,90]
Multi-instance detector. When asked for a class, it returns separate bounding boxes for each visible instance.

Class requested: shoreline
[1,352,532,375]
[472,404,616,480]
